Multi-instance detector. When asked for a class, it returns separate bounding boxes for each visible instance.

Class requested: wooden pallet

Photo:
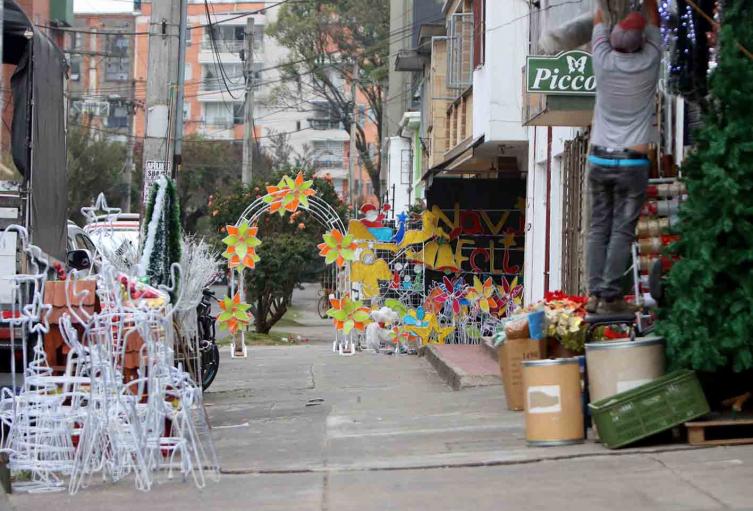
[686,419,753,446]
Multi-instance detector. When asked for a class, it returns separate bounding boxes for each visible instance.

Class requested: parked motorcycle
[197,288,220,390]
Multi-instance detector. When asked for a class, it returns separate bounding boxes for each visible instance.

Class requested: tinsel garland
[658,0,753,373]
[141,176,183,293]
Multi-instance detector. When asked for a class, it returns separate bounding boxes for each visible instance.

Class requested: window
[204,24,244,52]
[105,35,130,82]
[400,149,412,185]
[184,63,192,81]
[203,102,233,128]
[472,0,486,68]
[183,101,191,120]
[311,140,344,168]
[233,103,244,125]
[447,11,474,89]
[308,101,341,130]
[201,63,243,92]
[70,32,82,49]
[69,56,82,81]
[106,101,129,129]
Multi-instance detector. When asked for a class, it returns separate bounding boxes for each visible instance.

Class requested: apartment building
[66,12,137,142]
[132,1,359,198]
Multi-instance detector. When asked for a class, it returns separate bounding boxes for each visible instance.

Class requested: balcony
[201,39,244,53]
[395,50,425,72]
[309,118,342,130]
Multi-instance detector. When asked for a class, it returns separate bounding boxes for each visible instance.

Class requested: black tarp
[4,0,68,260]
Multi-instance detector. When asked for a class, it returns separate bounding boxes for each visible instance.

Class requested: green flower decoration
[218,293,253,334]
[222,221,262,270]
[326,294,371,334]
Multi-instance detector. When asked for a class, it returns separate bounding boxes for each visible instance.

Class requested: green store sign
[526,50,596,96]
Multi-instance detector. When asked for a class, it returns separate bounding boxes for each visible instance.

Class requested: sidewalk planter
[523,358,584,446]
[589,369,710,449]
[585,336,666,402]
[498,338,545,410]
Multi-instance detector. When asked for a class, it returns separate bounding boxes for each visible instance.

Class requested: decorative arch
[224,173,351,357]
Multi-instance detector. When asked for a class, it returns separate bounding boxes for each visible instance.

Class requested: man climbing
[586,0,662,315]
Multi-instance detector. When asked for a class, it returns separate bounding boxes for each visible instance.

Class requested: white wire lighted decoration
[0,222,220,494]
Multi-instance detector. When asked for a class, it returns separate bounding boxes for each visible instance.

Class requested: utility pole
[172,0,188,179]
[348,61,359,210]
[241,17,255,186]
[124,78,136,212]
[142,0,181,206]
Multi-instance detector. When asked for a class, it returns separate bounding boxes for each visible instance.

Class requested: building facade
[66,12,137,142]
[133,1,371,200]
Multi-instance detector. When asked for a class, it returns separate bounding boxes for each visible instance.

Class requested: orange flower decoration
[222,221,261,271]
[263,171,316,215]
[318,229,357,268]
[326,295,370,334]
[218,293,253,334]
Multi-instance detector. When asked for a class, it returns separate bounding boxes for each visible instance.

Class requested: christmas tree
[659,0,753,373]
[140,176,182,290]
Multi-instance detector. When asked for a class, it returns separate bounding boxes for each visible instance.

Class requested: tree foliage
[178,136,243,234]
[659,0,753,373]
[67,126,128,223]
[211,167,347,333]
[267,0,389,200]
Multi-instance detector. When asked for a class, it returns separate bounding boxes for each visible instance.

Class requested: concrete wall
[386,0,413,138]
[523,125,582,304]
[384,136,412,214]
[472,0,529,144]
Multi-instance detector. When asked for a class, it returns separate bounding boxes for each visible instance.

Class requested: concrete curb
[419,345,501,390]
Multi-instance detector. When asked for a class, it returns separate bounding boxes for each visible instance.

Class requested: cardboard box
[498,338,545,411]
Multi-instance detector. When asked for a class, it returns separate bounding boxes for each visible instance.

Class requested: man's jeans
[587,159,649,301]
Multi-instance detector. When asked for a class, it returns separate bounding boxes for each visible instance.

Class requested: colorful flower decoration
[496,276,524,316]
[427,276,467,316]
[403,306,429,327]
[218,293,253,334]
[318,229,357,268]
[222,221,262,270]
[263,171,316,215]
[326,295,370,334]
[466,276,497,313]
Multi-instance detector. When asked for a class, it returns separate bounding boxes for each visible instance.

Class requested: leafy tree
[178,136,243,234]
[267,0,389,200]
[659,0,753,373]
[67,126,128,224]
[211,167,347,333]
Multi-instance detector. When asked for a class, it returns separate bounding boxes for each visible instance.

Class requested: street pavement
[6,343,753,511]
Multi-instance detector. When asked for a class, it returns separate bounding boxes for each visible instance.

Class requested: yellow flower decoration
[263,171,316,215]
[218,293,253,334]
[466,276,497,314]
[222,221,261,271]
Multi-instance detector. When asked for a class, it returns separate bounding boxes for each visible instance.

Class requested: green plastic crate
[589,369,710,449]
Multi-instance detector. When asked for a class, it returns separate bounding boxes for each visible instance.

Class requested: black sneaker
[596,298,640,315]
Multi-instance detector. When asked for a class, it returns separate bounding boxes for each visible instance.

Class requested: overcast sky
[74,0,135,14]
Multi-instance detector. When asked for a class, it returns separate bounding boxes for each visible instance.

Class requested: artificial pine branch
[659,0,753,373]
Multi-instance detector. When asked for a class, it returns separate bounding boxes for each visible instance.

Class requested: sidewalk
[7,345,753,511]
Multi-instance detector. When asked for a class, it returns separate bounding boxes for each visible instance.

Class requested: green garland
[658,0,753,373]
